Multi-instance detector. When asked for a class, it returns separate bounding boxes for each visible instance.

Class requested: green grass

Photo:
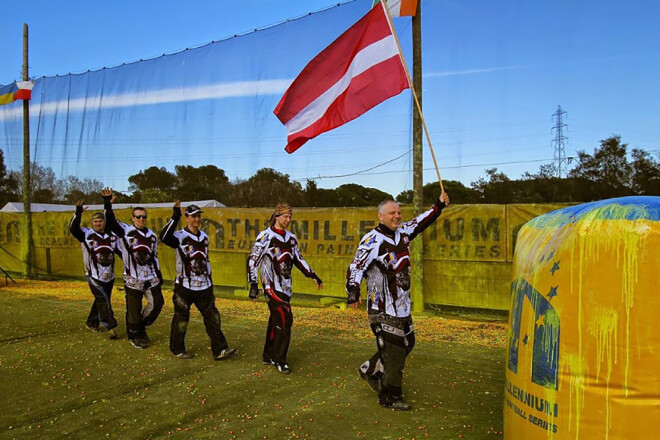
[0,286,505,439]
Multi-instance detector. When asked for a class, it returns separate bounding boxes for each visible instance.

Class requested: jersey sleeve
[159,210,181,249]
[400,199,446,241]
[292,236,315,278]
[68,207,86,242]
[104,202,127,238]
[247,230,269,286]
[345,232,380,294]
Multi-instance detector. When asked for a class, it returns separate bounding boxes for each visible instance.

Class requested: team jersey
[159,213,212,291]
[247,227,316,298]
[346,201,445,318]
[104,206,160,282]
[69,209,118,282]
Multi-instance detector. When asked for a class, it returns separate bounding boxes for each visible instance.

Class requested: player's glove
[249,283,260,299]
[311,273,323,286]
[346,284,361,305]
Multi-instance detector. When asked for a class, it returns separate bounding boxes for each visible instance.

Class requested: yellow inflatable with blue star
[504,196,660,440]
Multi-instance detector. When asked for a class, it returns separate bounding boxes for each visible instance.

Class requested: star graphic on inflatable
[548,285,558,300]
[550,261,560,275]
[536,314,545,327]
[523,334,529,345]
[547,250,555,260]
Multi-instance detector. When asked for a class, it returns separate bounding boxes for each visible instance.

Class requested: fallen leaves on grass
[2,278,507,348]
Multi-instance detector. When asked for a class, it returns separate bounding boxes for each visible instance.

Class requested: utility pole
[551,105,568,178]
[22,23,34,277]
[411,0,424,312]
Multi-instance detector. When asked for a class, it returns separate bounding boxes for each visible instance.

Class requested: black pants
[85,276,117,330]
[262,292,293,364]
[366,312,415,403]
[170,284,229,357]
[124,282,164,340]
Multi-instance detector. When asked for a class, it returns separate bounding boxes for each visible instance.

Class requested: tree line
[1,136,658,208]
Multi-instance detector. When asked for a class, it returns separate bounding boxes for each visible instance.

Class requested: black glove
[346,284,361,305]
[249,283,260,299]
[172,206,181,219]
[311,273,323,286]
[75,204,83,215]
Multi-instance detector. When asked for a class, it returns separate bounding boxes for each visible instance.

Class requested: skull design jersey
[247,227,316,298]
[104,207,160,282]
[69,209,118,282]
[159,213,212,291]
[346,200,446,318]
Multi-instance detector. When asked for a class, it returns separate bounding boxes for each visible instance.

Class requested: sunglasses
[133,215,148,219]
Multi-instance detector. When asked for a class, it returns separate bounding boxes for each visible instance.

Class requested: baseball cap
[185,205,203,216]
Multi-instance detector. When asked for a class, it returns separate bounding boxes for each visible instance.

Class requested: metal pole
[22,23,34,277]
[411,0,424,312]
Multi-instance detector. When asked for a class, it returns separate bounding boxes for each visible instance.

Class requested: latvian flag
[0,81,34,106]
[274,1,410,153]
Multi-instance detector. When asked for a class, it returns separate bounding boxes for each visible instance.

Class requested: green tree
[0,150,20,207]
[396,180,480,205]
[568,135,633,198]
[630,148,660,195]
[230,168,303,207]
[174,165,230,202]
[127,166,176,201]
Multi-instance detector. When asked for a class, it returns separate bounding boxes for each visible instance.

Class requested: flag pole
[380,1,444,194]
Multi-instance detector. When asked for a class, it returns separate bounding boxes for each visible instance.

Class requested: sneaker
[108,329,118,340]
[262,359,275,365]
[175,351,194,359]
[358,368,381,393]
[276,363,291,374]
[130,338,149,349]
[379,398,411,411]
[86,324,100,332]
[214,348,237,360]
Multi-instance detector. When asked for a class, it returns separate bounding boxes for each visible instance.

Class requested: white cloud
[0,78,293,120]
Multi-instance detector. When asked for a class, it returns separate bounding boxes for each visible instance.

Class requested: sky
[1,0,659,199]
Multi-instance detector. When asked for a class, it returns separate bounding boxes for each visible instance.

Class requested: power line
[551,105,568,177]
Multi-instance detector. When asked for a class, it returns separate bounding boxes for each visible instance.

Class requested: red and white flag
[14,81,34,100]
[274,1,410,153]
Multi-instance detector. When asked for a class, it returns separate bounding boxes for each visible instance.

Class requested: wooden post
[21,23,34,277]
[410,0,425,312]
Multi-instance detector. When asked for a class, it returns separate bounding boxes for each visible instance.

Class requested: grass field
[0,279,507,439]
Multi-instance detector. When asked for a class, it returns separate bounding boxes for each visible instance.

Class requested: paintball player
[247,203,322,374]
[346,191,450,410]
[159,201,236,361]
[103,188,164,349]
[68,196,120,339]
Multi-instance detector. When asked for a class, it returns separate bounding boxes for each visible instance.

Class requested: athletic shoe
[86,324,100,332]
[130,338,149,349]
[175,351,194,359]
[379,398,411,411]
[358,368,381,393]
[276,363,291,374]
[108,329,118,340]
[214,348,237,360]
[262,359,275,365]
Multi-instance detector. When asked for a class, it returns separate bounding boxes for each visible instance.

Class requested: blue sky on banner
[1,0,659,198]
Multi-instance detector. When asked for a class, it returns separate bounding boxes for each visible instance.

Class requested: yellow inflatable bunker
[504,196,660,440]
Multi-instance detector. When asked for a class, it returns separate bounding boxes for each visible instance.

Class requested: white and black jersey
[105,208,160,282]
[69,209,118,282]
[346,201,445,318]
[248,227,317,298]
[159,212,212,290]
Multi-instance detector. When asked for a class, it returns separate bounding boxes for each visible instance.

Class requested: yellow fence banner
[1,203,569,310]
